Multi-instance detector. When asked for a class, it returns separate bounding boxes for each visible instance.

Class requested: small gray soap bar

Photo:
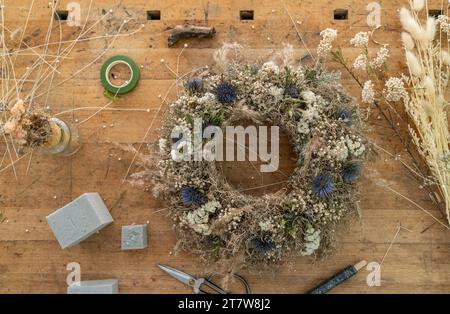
[121,224,148,250]
[47,193,114,249]
[67,279,118,294]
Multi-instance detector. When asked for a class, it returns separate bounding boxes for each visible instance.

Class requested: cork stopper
[354,260,367,271]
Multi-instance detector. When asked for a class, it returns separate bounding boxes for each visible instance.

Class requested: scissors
[158,264,251,294]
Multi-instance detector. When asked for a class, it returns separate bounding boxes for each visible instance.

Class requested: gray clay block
[47,193,114,249]
[121,224,148,250]
[67,279,118,294]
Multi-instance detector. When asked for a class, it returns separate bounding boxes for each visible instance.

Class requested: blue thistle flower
[216,82,237,104]
[186,78,202,93]
[284,212,297,223]
[341,163,361,183]
[311,175,335,199]
[285,85,299,99]
[180,186,205,206]
[251,238,275,254]
[338,110,353,126]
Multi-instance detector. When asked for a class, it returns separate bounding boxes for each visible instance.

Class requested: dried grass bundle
[400,1,450,224]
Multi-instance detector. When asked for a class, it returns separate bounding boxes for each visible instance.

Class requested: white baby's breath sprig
[371,45,390,69]
[350,31,370,48]
[353,54,368,70]
[362,80,375,104]
[317,28,337,58]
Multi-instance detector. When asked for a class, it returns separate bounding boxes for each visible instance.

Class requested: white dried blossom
[159,138,168,153]
[384,77,409,102]
[184,200,222,235]
[303,105,321,122]
[437,15,450,34]
[350,31,370,48]
[370,45,390,69]
[260,61,280,75]
[300,90,317,104]
[197,92,216,105]
[345,135,365,156]
[317,28,337,58]
[297,121,310,135]
[333,140,349,161]
[353,54,368,70]
[362,80,375,104]
[259,219,276,232]
[300,226,321,256]
[269,86,284,99]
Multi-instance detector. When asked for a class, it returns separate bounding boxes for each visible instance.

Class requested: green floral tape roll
[100,55,140,94]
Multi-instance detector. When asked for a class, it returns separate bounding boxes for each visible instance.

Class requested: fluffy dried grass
[400,1,450,225]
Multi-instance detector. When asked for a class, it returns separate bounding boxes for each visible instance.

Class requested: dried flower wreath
[140,45,368,271]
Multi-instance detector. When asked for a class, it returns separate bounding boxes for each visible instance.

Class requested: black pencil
[308,260,367,294]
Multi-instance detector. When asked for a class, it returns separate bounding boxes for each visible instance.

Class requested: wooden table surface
[0,0,449,294]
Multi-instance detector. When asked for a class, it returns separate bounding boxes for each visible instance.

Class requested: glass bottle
[41,117,81,156]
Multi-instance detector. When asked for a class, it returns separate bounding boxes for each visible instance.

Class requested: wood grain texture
[0,0,449,294]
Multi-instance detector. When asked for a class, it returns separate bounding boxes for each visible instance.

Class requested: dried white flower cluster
[371,45,390,69]
[297,92,325,135]
[345,135,366,157]
[383,77,409,103]
[437,15,450,34]
[300,225,321,256]
[353,54,368,71]
[184,201,222,235]
[350,31,370,48]
[362,80,375,104]
[317,28,337,58]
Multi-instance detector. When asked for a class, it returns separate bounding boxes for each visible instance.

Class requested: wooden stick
[167,25,215,47]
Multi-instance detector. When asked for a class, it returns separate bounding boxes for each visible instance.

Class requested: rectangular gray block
[121,224,148,250]
[67,279,118,294]
[47,193,114,249]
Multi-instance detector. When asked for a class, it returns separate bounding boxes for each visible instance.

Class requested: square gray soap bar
[47,193,114,249]
[121,224,148,250]
[67,279,118,294]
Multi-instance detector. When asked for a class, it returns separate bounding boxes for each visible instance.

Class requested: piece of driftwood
[167,25,216,47]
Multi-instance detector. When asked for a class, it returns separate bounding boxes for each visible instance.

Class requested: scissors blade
[158,264,196,287]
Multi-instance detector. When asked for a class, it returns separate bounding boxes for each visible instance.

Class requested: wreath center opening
[216,119,297,197]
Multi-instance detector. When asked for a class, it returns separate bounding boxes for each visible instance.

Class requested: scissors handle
[194,278,228,294]
[196,274,251,294]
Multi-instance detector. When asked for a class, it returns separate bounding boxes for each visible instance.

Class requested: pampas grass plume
[425,17,436,42]
[400,7,425,42]
[412,0,425,12]
[401,32,415,50]
[406,50,423,76]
